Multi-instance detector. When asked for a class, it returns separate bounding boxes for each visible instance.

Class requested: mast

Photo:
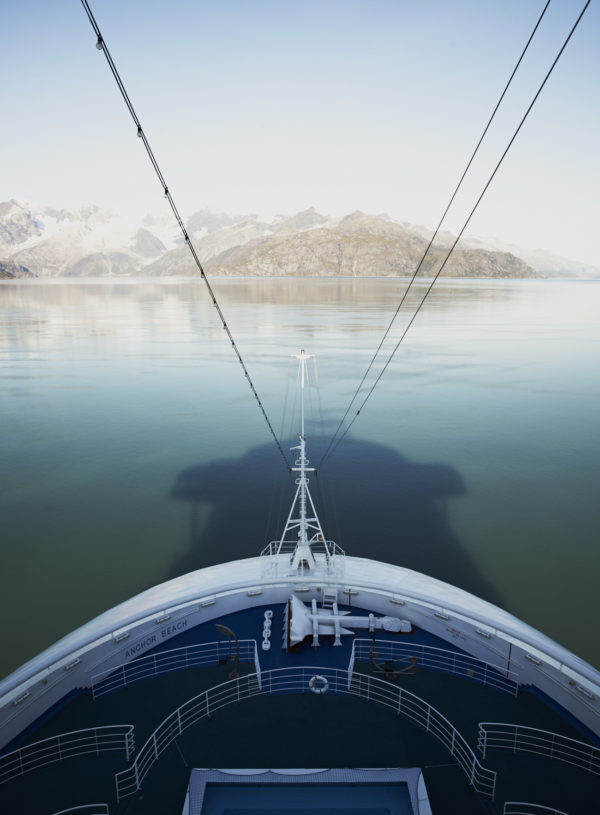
[277,350,328,573]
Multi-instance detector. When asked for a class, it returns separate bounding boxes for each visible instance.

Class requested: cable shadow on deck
[169,436,504,609]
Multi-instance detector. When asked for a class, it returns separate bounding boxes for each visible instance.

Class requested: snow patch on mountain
[2,199,594,279]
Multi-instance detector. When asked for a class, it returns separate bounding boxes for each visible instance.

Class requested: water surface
[1,277,599,676]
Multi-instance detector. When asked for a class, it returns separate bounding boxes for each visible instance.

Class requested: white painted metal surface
[277,351,331,573]
[287,594,409,648]
[1,554,600,750]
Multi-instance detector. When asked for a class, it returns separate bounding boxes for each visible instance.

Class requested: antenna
[277,351,327,573]
[294,349,312,438]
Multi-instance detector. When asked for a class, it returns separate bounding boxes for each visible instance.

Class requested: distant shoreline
[2,274,598,283]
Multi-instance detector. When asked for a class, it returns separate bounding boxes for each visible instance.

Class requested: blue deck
[145,601,462,670]
[1,602,599,815]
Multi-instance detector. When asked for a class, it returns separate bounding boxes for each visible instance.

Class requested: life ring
[309,675,329,694]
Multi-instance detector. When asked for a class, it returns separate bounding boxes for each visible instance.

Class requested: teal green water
[1,277,599,677]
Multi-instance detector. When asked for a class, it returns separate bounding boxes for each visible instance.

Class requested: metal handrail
[347,671,495,796]
[91,639,259,699]
[260,540,345,558]
[51,805,109,815]
[115,666,495,802]
[478,722,600,775]
[0,725,134,787]
[353,638,519,695]
[503,803,568,815]
[259,542,345,578]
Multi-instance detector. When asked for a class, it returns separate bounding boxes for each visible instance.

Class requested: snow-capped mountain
[0,201,176,277]
[461,233,600,278]
[1,199,593,280]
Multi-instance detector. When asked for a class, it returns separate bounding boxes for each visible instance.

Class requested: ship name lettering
[125,635,157,658]
[161,620,188,638]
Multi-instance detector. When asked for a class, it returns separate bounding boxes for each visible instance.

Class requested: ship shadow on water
[169,436,504,609]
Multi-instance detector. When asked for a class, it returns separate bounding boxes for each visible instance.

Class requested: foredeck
[1,603,598,815]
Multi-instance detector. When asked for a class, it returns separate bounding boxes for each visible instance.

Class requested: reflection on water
[0,275,533,351]
[171,436,504,608]
[1,278,599,676]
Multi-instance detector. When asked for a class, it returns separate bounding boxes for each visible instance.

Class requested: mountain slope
[0,260,35,279]
[206,224,535,278]
[0,201,543,279]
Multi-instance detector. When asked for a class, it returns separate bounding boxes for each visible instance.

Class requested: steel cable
[80,0,291,470]
[318,0,589,470]
[318,0,552,469]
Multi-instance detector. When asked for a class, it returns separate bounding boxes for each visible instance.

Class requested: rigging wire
[312,357,328,452]
[79,0,291,471]
[318,0,589,471]
[317,1,552,470]
[278,356,295,440]
[266,357,296,541]
[318,0,551,469]
[314,472,333,548]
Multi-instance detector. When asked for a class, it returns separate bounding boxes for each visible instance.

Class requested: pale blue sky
[2,0,599,266]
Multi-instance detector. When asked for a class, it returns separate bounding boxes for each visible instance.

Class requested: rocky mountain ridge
[1,199,593,280]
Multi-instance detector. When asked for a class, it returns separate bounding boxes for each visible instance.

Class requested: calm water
[1,277,599,678]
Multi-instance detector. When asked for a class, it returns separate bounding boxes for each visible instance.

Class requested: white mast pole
[296,349,311,548]
[274,350,324,571]
[299,348,306,438]
[269,350,341,575]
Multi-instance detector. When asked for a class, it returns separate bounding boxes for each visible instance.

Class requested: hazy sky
[3,0,599,266]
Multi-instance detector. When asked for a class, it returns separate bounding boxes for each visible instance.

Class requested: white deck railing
[353,638,519,696]
[115,667,495,801]
[348,671,496,798]
[51,805,109,815]
[91,639,260,699]
[478,723,600,775]
[503,803,569,815]
[260,541,345,577]
[0,725,134,786]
